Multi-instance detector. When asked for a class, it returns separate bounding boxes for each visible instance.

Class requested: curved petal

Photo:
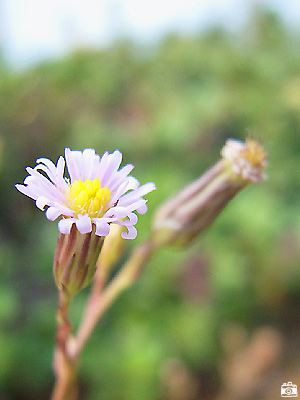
[100,150,123,187]
[115,212,138,226]
[55,156,68,190]
[22,168,67,203]
[125,176,140,191]
[95,221,110,236]
[58,218,74,234]
[124,199,147,213]
[96,151,109,183]
[136,203,148,214]
[36,196,50,210]
[106,163,134,191]
[35,157,58,182]
[65,148,82,183]
[121,225,137,240]
[126,212,138,225]
[75,214,92,234]
[15,183,33,197]
[81,148,100,180]
[132,182,156,198]
[118,182,156,207]
[103,206,128,219]
[45,206,62,221]
[109,181,129,206]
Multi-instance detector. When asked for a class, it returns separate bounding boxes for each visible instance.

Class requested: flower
[153,137,267,246]
[221,138,267,183]
[16,148,156,239]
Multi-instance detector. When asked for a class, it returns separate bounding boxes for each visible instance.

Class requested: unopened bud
[53,224,104,296]
[153,138,267,246]
[221,138,267,183]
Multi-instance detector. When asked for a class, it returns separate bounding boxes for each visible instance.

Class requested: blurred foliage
[2,8,300,400]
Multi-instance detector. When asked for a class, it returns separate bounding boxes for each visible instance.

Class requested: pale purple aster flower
[16,148,156,239]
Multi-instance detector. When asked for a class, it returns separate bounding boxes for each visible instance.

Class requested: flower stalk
[52,291,78,400]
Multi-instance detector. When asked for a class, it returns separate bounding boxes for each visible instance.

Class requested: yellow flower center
[241,139,267,168]
[68,178,111,218]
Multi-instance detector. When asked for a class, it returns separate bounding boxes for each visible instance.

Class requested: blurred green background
[2,8,300,400]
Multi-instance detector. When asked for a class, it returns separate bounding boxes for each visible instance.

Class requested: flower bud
[53,224,104,296]
[153,138,267,247]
